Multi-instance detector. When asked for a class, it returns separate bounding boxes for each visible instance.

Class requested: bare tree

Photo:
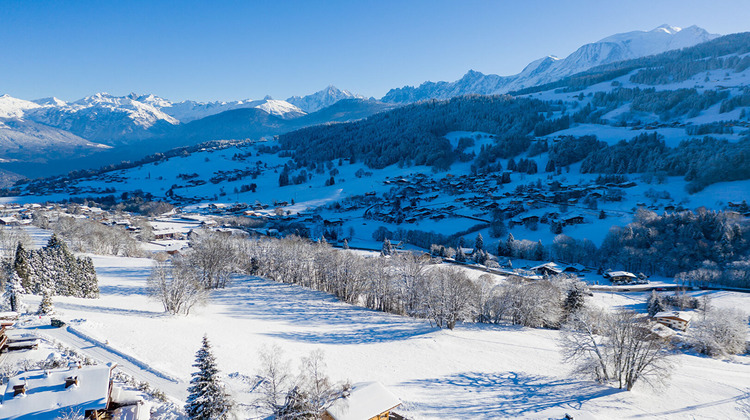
[562,309,673,390]
[424,267,476,329]
[257,345,294,414]
[256,346,348,419]
[690,307,748,357]
[147,259,207,315]
[0,227,32,263]
[186,230,241,289]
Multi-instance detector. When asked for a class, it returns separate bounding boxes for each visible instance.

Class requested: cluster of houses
[346,172,641,232]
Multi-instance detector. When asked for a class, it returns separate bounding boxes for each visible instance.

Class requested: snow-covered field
[14,252,750,419]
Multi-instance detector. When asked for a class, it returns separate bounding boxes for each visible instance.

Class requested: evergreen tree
[506,233,516,258]
[3,271,25,312]
[46,234,65,250]
[455,247,467,263]
[474,233,484,252]
[647,290,667,316]
[342,239,349,249]
[37,288,54,315]
[533,240,545,261]
[185,335,233,420]
[12,242,30,289]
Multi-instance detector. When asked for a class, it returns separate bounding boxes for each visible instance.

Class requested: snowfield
[16,253,750,419]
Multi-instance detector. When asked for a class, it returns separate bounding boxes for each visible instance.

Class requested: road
[32,324,189,402]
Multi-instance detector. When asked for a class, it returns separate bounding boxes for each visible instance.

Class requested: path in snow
[29,324,189,402]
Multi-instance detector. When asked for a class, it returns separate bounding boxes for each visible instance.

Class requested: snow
[287,85,366,113]
[160,98,306,123]
[0,364,112,419]
[326,381,401,420]
[0,94,41,119]
[654,311,693,322]
[13,251,750,419]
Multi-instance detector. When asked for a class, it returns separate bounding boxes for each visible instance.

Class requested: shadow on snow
[210,276,437,344]
[401,371,623,419]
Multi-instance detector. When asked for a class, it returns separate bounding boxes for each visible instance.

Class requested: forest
[278,95,549,170]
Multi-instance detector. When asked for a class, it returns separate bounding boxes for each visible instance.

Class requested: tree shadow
[210,276,437,344]
[401,371,623,419]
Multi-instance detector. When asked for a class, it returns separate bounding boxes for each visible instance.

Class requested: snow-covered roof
[112,402,151,420]
[530,262,562,273]
[608,271,636,278]
[654,311,693,322]
[325,382,400,420]
[0,364,113,419]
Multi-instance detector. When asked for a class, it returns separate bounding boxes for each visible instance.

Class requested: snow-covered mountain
[0,118,109,163]
[287,86,366,113]
[0,94,42,119]
[382,24,719,103]
[160,96,306,123]
[21,93,178,145]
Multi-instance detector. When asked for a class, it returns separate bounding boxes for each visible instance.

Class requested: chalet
[153,229,182,240]
[521,215,540,224]
[654,311,693,331]
[605,271,637,284]
[0,217,19,226]
[324,382,401,420]
[530,262,563,277]
[563,215,584,226]
[0,364,116,419]
[563,263,586,273]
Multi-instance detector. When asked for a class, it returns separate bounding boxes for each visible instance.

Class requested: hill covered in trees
[278,95,550,170]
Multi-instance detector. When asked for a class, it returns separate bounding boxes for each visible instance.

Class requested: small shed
[654,311,693,331]
[324,382,401,420]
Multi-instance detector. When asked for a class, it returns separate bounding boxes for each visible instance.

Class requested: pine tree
[37,288,54,315]
[506,233,516,258]
[342,239,349,249]
[46,234,65,250]
[12,242,30,289]
[474,233,484,252]
[455,247,467,263]
[185,335,233,420]
[5,271,25,312]
[533,240,545,261]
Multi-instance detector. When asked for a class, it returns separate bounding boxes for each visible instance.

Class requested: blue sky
[1,0,749,102]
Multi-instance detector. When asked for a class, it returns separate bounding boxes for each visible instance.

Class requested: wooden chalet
[653,311,693,331]
[324,382,401,420]
[563,215,585,226]
[605,271,637,284]
[530,262,563,277]
[0,363,149,420]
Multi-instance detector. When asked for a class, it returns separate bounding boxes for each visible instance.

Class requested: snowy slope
[287,85,367,113]
[382,24,719,103]
[0,94,41,119]
[17,252,750,419]
[0,118,110,162]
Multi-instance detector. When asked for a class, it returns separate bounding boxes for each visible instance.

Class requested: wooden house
[530,262,563,277]
[654,311,693,331]
[324,382,401,420]
[605,271,637,284]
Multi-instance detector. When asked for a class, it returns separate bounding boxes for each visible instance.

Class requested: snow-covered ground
[13,252,750,419]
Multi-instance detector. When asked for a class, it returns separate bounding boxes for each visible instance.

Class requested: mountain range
[381,25,719,103]
[0,24,729,180]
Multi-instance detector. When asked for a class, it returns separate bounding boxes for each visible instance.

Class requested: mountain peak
[287,85,365,113]
[653,24,682,34]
